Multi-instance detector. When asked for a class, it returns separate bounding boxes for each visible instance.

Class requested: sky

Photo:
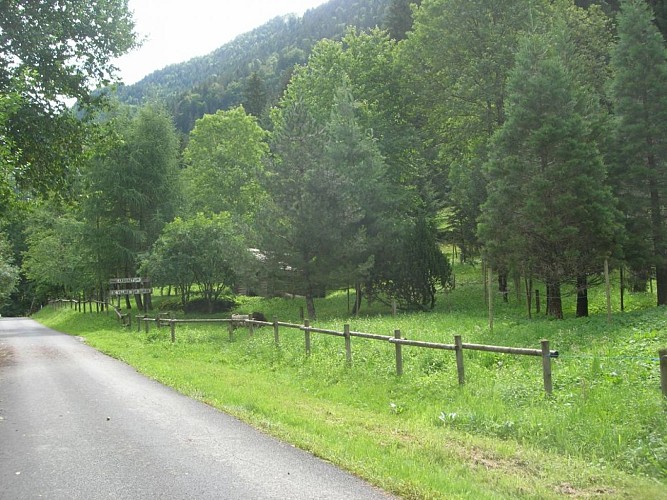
[114,0,329,85]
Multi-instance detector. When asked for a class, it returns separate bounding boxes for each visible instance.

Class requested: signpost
[109,278,152,312]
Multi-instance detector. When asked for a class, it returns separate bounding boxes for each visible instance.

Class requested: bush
[183,297,236,314]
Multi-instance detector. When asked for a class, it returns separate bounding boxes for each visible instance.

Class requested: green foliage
[0,231,19,305]
[22,204,93,297]
[0,0,136,199]
[264,79,398,318]
[383,0,421,40]
[479,32,621,318]
[609,0,667,305]
[142,213,252,312]
[181,106,268,223]
[370,215,452,311]
[82,103,180,281]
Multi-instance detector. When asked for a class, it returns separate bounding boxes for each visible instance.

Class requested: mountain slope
[115,0,391,132]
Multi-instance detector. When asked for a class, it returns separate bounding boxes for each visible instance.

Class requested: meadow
[36,262,667,499]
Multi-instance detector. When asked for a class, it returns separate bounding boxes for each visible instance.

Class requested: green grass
[36,264,667,499]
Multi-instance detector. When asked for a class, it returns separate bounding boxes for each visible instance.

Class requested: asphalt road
[0,318,394,499]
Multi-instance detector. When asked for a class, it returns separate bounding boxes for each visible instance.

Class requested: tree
[0,0,136,199]
[369,214,452,311]
[384,0,421,41]
[0,231,19,306]
[181,106,269,223]
[609,0,667,305]
[479,33,621,319]
[262,81,394,319]
[82,103,180,308]
[142,213,252,313]
[243,72,267,118]
[400,0,548,265]
[22,207,93,300]
[401,0,613,267]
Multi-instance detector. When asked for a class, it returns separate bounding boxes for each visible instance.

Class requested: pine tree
[262,84,394,319]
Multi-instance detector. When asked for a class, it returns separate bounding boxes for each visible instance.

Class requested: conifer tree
[609,0,667,306]
[479,34,620,319]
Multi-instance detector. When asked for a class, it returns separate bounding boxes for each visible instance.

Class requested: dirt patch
[0,344,15,366]
[555,483,617,497]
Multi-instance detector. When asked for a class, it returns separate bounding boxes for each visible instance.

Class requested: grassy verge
[35,266,667,499]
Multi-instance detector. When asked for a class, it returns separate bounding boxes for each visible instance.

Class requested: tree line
[1,0,666,321]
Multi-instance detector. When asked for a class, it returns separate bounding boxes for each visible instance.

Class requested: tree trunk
[656,264,667,306]
[134,293,144,311]
[546,280,563,319]
[525,277,533,319]
[124,295,131,309]
[629,268,649,292]
[305,293,316,320]
[351,282,362,316]
[648,156,667,305]
[576,274,589,317]
[498,272,509,303]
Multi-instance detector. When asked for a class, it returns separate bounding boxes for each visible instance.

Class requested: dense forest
[1,0,666,321]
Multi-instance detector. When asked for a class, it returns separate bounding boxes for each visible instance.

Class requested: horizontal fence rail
[47,300,667,397]
[137,312,560,394]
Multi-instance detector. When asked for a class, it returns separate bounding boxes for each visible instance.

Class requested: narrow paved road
[0,318,394,499]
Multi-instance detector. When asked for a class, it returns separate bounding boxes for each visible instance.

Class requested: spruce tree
[479,34,620,319]
[609,0,667,306]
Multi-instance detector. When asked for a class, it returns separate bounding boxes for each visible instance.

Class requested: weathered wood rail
[48,300,667,397]
[141,313,559,394]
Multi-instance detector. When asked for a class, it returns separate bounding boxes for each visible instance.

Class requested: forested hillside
[115,0,393,132]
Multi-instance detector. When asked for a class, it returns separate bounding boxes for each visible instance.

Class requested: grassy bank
[35,265,667,498]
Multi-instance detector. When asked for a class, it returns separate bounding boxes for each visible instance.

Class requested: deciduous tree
[0,0,136,199]
[182,106,269,224]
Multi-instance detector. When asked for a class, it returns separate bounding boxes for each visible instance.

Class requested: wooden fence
[49,299,131,327]
[47,300,667,397]
[137,312,559,394]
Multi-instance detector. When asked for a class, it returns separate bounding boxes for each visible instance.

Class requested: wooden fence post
[273,316,280,346]
[304,319,311,356]
[604,258,612,323]
[228,321,234,342]
[136,315,143,333]
[344,324,352,365]
[488,266,494,333]
[144,317,149,334]
[170,320,176,343]
[248,320,254,337]
[541,340,553,395]
[394,329,403,376]
[660,348,667,398]
[455,335,465,386]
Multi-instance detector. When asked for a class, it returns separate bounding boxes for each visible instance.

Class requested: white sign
[109,288,153,296]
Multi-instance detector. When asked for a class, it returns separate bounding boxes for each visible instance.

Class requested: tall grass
[36,263,667,498]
